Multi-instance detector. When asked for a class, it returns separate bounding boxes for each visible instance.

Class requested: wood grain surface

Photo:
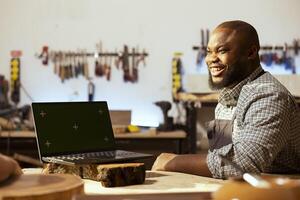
[0,174,84,200]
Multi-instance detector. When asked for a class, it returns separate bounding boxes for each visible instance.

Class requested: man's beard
[208,61,248,90]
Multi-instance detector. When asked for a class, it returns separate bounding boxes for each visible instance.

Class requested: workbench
[22,168,224,200]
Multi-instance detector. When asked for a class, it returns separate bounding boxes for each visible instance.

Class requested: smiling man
[152,20,300,179]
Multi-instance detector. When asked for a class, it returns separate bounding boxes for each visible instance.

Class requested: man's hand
[151,153,177,171]
[0,154,23,182]
[10,157,23,176]
[151,153,212,177]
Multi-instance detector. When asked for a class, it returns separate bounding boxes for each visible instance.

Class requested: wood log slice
[43,163,145,187]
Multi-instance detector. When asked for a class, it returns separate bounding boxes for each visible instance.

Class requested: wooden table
[23,168,224,200]
[0,130,187,169]
[75,193,213,200]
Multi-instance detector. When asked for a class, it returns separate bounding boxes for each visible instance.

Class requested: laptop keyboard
[48,150,138,161]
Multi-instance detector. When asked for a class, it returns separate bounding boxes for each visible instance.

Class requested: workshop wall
[0,0,300,127]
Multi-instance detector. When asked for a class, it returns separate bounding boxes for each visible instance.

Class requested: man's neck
[225,62,260,90]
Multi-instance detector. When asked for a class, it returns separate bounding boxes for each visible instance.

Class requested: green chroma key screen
[32,101,115,156]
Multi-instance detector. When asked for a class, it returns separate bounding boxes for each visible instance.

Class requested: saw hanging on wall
[10,50,22,105]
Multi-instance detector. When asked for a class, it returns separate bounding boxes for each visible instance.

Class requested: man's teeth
[211,67,223,72]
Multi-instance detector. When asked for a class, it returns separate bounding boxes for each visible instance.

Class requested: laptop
[32,101,152,166]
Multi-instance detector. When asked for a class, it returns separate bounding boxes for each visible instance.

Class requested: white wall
[1,0,300,126]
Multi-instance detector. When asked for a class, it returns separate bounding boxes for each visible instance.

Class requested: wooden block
[96,163,145,187]
[112,125,128,134]
[43,163,145,187]
[109,110,131,125]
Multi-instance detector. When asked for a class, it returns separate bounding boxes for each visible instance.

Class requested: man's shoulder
[242,72,290,95]
[237,72,294,106]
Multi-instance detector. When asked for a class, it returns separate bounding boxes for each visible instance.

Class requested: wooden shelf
[0,131,35,138]
[0,130,186,139]
[115,130,186,139]
[175,92,219,103]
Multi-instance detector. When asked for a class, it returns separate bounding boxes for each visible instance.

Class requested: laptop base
[42,150,152,166]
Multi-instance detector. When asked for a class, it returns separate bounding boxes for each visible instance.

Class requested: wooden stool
[0,174,84,200]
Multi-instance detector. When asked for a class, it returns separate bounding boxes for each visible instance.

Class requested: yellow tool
[127,125,140,133]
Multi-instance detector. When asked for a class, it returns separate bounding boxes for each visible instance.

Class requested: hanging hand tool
[136,48,147,68]
[88,79,95,101]
[293,39,299,55]
[131,47,138,82]
[196,29,206,66]
[95,43,105,77]
[60,53,66,83]
[53,51,61,75]
[172,52,184,102]
[0,75,9,109]
[79,50,85,77]
[206,29,210,45]
[38,46,49,65]
[74,52,80,78]
[65,53,71,80]
[95,55,101,76]
[103,51,108,78]
[115,48,122,69]
[10,51,22,105]
[83,50,89,80]
[106,55,112,81]
[122,45,131,82]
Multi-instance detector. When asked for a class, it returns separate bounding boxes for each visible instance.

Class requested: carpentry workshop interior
[1,0,300,199]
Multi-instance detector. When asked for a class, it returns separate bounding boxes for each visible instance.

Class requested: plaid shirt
[207,66,300,179]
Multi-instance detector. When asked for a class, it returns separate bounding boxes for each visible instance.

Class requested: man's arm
[207,91,292,178]
[151,153,212,177]
[0,154,23,182]
[152,90,291,178]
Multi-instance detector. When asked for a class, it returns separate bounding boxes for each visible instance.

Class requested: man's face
[205,28,248,90]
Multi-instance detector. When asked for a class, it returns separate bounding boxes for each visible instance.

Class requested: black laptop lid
[32,101,116,157]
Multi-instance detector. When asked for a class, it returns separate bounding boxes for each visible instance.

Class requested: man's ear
[247,45,258,59]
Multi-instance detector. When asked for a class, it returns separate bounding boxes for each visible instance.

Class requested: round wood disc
[0,174,84,200]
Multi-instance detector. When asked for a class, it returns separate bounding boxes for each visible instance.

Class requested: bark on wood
[43,163,145,187]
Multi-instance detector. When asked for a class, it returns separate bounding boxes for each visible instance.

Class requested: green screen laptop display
[32,101,116,157]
